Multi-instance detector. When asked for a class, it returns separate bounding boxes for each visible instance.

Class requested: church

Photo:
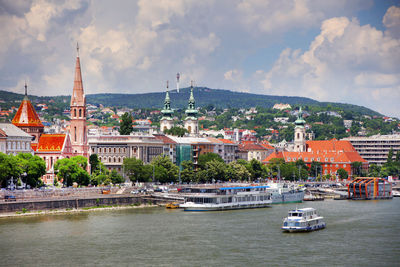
[12,45,88,184]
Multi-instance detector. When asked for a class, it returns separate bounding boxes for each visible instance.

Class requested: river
[0,198,399,266]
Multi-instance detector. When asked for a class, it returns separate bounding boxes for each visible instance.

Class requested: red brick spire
[71,42,85,107]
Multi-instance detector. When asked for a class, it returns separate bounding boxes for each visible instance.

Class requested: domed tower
[70,43,88,156]
[183,81,198,135]
[160,81,174,132]
[12,83,44,143]
[294,107,306,152]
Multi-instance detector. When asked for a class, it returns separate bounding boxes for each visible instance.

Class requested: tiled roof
[12,98,44,128]
[239,143,269,151]
[37,134,66,152]
[0,123,32,137]
[263,149,367,163]
[218,138,235,144]
[153,134,176,144]
[260,142,274,150]
[306,139,356,152]
[0,128,6,137]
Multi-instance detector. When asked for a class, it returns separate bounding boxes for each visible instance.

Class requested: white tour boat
[179,185,272,211]
[282,207,326,232]
[268,183,305,204]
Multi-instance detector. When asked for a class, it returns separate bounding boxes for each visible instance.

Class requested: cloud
[259,7,400,117]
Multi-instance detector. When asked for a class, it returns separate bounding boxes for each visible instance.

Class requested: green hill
[0,87,382,116]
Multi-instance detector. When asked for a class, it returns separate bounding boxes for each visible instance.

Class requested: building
[342,134,400,165]
[273,103,291,110]
[160,82,174,132]
[11,83,44,143]
[88,134,165,172]
[32,134,74,184]
[183,83,199,135]
[263,139,368,177]
[153,134,177,163]
[70,45,89,157]
[294,107,306,152]
[0,123,32,155]
[238,141,274,162]
[218,138,239,163]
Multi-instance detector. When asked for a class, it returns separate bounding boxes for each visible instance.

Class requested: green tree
[337,168,348,180]
[351,162,363,177]
[0,153,22,187]
[109,169,125,184]
[164,126,188,137]
[123,157,147,182]
[387,148,394,164]
[119,112,133,135]
[89,154,100,174]
[204,160,227,182]
[151,155,179,183]
[226,161,251,182]
[247,159,263,181]
[16,153,46,188]
[309,161,322,178]
[54,157,90,186]
[180,160,195,183]
[198,153,224,170]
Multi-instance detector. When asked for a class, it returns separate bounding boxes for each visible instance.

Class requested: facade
[183,83,199,135]
[239,141,274,162]
[218,138,239,163]
[263,139,368,177]
[0,123,32,155]
[33,134,74,184]
[11,84,44,143]
[342,134,400,165]
[70,47,89,157]
[153,134,177,163]
[88,134,165,172]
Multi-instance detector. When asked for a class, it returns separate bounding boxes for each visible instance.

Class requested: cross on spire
[24,81,27,96]
[166,80,169,90]
[76,42,79,57]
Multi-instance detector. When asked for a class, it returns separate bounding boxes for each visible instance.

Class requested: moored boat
[282,207,326,232]
[166,202,180,209]
[268,183,305,204]
[179,185,272,211]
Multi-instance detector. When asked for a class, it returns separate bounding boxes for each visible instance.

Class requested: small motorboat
[166,202,180,209]
[282,207,326,232]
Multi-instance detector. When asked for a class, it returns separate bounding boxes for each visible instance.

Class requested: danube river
[1,198,399,266]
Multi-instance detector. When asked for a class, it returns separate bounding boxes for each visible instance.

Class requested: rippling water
[0,199,399,266]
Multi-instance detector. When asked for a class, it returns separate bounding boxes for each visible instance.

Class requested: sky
[0,0,399,117]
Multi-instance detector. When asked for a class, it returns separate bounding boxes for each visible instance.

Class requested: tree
[165,126,188,137]
[119,112,133,135]
[337,168,348,180]
[54,157,90,186]
[198,153,223,170]
[204,160,226,182]
[351,162,363,177]
[0,153,22,187]
[151,155,179,183]
[123,157,147,182]
[109,169,125,184]
[16,153,46,188]
[226,161,251,182]
[309,161,322,178]
[387,148,394,164]
[89,154,100,174]
[180,161,195,183]
[247,159,263,181]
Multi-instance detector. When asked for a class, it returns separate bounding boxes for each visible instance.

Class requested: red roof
[36,134,66,152]
[153,134,176,144]
[260,142,274,150]
[218,138,235,144]
[12,98,44,128]
[239,143,269,151]
[306,139,356,152]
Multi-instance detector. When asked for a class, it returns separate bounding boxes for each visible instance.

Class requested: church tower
[70,43,88,157]
[183,81,198,135]
[160,81,174,132]
[12,82,44,143]
[294,107,306,152]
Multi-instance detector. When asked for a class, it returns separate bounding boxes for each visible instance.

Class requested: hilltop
[0,87,382,116]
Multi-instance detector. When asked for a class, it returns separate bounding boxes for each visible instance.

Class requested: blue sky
[0,0,399,117]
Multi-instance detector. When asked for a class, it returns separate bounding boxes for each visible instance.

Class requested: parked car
[130,190,139,194]
[4,195,16,202]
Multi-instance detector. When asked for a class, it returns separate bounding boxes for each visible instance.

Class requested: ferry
[179,185,272,211]
[282,207,326,232]
[268,183,305,204]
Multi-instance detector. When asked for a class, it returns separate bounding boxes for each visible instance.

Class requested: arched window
[188,126,192,133]
[297,133,300,139]
[79,109,82,118]
[114,157,116,162]
[74,109,77,118]
[74,127,77,142]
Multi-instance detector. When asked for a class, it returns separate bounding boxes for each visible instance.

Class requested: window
[343,164,346,168]
[74,127,77,142]
[79,109,82,118]
[74,109,77,118]
[325,158,328,162]
[331,157,334,162]
[304,157,308,161]
[297,133,300,139]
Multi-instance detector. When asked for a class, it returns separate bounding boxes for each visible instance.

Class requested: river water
[0,198,399,266]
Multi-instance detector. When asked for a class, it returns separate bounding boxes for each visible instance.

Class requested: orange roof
[263,150,367,163]
[306,139,356,152]
[240,143,269,151]
[12,98,44,128]
[260,142,274,150]
[0,128,6,138]
[218,138,235,144]
[36,134,66,152]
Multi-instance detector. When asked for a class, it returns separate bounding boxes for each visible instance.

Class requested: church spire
[23,81,28,100]
[71,43,85,107]
[161,81,173,118]
[185,80,198,118]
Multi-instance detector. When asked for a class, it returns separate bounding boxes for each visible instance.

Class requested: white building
[0,123,32,155]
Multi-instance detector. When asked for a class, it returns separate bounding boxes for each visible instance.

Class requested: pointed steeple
[185,81,198,118]
[23,81,28,100]
[295,106,306,127]
[71,42,85,107]
[161,81,173,119]
[12,83,44,128]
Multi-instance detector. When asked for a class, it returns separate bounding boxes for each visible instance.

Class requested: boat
[166,202,180,209]
[391,190,400,197]
[179,185,272,211]
[282,207,326,232]
[268,183,305,204]
[303,193,325,201]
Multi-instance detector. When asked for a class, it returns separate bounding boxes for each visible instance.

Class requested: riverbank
[0,202,160,218]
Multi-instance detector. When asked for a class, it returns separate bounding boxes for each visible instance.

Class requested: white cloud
[259,8,400,117]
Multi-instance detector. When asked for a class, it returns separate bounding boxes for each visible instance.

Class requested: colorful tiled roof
[12,98,44,128]
[306,139,356,152]
[239,142,269,151]
[218,138,235,144]
[37,134,66,152]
